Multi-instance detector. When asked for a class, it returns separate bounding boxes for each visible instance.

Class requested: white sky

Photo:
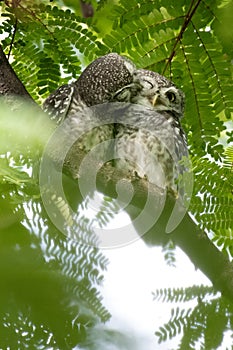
[100,235,211,349]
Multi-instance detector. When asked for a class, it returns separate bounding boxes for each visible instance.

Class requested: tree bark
[0,45,33,100]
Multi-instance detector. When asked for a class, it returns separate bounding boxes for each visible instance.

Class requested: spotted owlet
[43,53,136,158]
[113,69,188,194]
[43,53,136,124]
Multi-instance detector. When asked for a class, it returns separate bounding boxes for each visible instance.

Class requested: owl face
[132,69,185,118]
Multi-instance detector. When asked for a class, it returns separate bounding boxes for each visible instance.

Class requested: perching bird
[114,69,188,194]
[42,53,136,161]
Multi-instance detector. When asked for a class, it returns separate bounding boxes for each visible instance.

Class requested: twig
[7,18,18,59]
[163,0,202,74]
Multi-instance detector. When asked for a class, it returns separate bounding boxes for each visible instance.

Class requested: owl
[43,53,136,161]
[113,69,188,194]
[43,53,136,167]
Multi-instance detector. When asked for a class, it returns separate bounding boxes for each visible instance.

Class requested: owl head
[131,69,185,118]
[76,53,136,106]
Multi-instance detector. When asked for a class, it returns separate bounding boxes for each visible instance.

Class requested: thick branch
[0,45,33,99]
[64,149,233,301]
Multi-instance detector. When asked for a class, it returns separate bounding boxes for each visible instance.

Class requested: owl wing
[43,84,75,124]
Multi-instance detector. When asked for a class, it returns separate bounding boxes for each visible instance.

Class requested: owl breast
[114,104,187,193]
[115,127,174,189]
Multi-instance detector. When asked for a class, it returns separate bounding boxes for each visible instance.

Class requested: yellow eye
[166,91,176,102]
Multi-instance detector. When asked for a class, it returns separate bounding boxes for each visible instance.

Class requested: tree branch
[163,0,202,74]
[63,148,233,301]
[0,45,33,100]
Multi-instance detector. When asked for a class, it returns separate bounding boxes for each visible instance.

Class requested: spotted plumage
[43,53,137,159]
[43,54,188,194]
[43,53,136,124]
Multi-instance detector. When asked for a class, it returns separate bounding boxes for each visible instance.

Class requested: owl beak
[151,94,159,107]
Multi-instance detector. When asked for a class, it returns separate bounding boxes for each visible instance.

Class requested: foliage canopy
[0,0,233,348]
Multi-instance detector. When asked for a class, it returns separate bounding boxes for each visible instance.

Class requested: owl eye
[166,91,176,102]
[141,79,154,90]
[113,86,131,101]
